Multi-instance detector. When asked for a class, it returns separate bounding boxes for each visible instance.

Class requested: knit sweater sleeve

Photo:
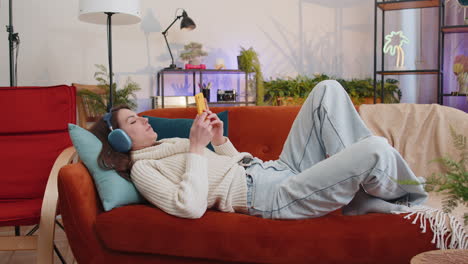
[212,137,240,157]
[131,153,208,219]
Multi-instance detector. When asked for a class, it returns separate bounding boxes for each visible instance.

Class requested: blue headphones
[104,112,132,153]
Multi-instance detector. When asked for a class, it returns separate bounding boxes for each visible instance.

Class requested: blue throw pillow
[144,111,229,151]
[68,124,144,211]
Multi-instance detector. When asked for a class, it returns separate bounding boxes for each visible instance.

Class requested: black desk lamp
[162,9,196,69]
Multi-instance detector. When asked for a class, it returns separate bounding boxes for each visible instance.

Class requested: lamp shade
[79,0,141,25]
[180,11,196,30]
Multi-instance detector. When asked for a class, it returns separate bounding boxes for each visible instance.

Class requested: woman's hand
[189,111,213,155]
[205,110,226,146]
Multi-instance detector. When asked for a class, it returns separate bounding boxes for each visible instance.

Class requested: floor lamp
[78,0,141,111]
[6,0,19,87]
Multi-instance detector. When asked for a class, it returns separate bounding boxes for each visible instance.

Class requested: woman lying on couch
[89,80,428,219]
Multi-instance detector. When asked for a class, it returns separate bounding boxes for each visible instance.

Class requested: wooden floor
[0,221,75,264]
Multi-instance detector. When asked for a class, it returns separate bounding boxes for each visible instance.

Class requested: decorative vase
[457,72,468,95]
[453,55,468,94]
[202,88,210,102]
[214,58,225,70]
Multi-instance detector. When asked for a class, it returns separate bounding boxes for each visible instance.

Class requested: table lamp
[78,0,141,111]
[162,9,196,69]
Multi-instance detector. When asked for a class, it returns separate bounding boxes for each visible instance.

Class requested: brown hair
[89,105,133,181]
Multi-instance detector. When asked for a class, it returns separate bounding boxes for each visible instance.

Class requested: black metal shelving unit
[155,69,255,108]
[440,2,468,105]
[441,25,468,33]
[373,0,442,104]
[374,0,468,105]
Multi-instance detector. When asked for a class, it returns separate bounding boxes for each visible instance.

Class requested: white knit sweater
[130,137,253,219]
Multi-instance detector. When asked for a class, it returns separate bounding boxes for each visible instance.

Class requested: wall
[2,1,459,112]
[0,0,377,111]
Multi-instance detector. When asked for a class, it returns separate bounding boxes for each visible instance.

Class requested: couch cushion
[139,106,301,161]
[0,132,72,200]
[145,110,229,151]
[68,124,145,211]
[0,198,42,226]
[0,85,76,133]
[96,206,436,264]
[0,85,76,200]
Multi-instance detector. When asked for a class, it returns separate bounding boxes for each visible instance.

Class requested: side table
[410,249,468,264]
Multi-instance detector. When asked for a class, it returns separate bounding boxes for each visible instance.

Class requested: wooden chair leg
[26,225,39,236]
[54,243,67,264]
[55,220,65,231]
[64,244,76,264]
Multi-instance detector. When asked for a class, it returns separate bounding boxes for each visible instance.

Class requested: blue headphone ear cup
[108,129,132,153]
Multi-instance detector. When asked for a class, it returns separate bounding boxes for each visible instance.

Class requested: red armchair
[0,85,77,263]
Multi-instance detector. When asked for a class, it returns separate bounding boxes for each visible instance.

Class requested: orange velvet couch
[58,106,436,264]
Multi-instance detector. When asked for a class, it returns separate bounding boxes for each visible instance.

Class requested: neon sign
[383,31,410,68]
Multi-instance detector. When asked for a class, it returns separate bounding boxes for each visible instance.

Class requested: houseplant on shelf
[337,78,401,105]
[264,74,401,106]
[179,42,208,66]
[78,64,141,116]
[237,47,265,105]
[264,74,330,106]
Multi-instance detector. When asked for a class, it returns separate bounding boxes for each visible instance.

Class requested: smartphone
[195,92,206,115]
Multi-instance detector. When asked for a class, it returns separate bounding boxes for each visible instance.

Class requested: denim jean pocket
[246,175,254,208]
[246,166,295,219]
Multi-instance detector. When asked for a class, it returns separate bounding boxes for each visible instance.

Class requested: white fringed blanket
[359,103,468,250]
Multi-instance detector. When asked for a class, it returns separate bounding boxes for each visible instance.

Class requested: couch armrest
[58,160,104,263]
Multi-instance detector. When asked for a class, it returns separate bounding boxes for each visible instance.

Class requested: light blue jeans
[245,80,428,219]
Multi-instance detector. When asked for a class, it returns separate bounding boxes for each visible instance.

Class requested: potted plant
[179,42,208,66]
[238,47,265,105]
[395,125,467,226]
[425,126,468,225]
[337,78,401,105]
[78,64,141,116]
[264,74,400,106]
[264,74,330,106]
